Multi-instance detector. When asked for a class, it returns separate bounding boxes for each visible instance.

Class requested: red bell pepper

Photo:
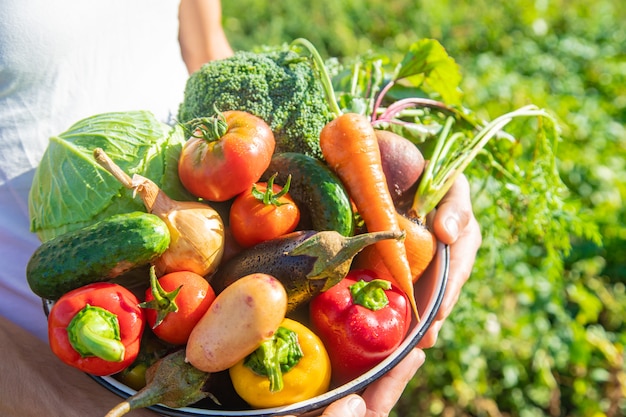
[309,268,411,385]
[47,282,145,376]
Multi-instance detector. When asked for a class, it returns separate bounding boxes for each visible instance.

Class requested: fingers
[416,318,443,349]
[417,213,481,348]
[430,173,474,245]
[419,174,482,348]
[361,348,426,417]
[438,213,481,319]
[314,394,366,417]
[434,173,482,317]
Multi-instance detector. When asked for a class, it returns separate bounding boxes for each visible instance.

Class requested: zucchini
[262,152,354,236]
[27,211,170,300]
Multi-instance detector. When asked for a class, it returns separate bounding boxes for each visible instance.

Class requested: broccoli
[177,48,334,160]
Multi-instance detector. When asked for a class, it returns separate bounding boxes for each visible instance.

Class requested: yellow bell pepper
[229,317,331,408]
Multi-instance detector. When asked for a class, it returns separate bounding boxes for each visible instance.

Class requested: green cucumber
[262,152,354,236]
[27,211,170,300]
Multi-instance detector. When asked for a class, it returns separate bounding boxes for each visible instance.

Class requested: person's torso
[0,0,189,340]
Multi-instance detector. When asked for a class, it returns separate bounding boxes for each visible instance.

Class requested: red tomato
[229,175,301,248]
[142,270,216,345]
[178,110,275,202]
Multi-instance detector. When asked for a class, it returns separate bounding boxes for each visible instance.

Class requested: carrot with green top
[290,38,420,319]
[320,113,419,319]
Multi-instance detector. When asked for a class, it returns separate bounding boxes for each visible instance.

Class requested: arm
[0,316,158,417]
[178,0,234,74]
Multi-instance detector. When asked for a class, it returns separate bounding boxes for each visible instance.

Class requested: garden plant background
[221,0,626,415]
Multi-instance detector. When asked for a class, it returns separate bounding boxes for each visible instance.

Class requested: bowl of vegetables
[36,125,449,416]
[30,36,557,417]
[32,104,450,416]
[39,221,448,417]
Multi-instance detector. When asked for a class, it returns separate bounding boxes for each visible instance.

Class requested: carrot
[396,213,437,280]
[355,212,437,284]
[320,112,419,319]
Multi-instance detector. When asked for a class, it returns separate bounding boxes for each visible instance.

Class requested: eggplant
[208,229,403,312]
[104,349,216,417]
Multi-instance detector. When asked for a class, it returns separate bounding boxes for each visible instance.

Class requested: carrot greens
[410,105,554,221]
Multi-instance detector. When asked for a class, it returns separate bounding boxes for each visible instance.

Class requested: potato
[376,130,425,209]
[185,273,288,373]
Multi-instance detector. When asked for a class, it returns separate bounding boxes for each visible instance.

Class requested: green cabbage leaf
[29,111,192,242]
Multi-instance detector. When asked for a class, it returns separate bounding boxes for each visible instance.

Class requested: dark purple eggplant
[208,229,403,312]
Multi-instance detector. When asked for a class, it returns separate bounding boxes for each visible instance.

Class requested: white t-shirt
[0,0,189,340]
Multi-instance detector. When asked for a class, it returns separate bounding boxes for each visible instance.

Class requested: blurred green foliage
[222,0,626,415]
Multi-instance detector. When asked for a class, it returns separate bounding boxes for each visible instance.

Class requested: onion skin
[129,174,225,277]
[152,203,224,276]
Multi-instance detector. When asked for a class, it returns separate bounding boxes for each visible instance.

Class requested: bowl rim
[79,241,450,417]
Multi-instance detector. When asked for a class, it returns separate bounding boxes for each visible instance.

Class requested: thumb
[319,394,366,417]
[431,173,472,244]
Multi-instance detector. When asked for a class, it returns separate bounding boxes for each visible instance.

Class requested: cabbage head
[29,111,193,242]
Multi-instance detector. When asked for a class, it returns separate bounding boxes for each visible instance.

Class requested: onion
[94,148,225,277]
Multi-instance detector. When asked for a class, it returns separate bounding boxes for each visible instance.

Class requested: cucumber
[262,152,355,236]
[27,211,170,300]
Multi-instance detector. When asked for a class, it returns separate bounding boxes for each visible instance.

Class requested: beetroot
[376,129,424,209]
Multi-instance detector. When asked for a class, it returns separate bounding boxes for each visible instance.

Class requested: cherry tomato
[141,269,216,345]
[229,174,301,248]
[178,110,275,202]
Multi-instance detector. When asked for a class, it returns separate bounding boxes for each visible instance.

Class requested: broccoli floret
[177,48,334,160]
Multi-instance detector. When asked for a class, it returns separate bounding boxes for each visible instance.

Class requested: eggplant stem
[104,401,131,417]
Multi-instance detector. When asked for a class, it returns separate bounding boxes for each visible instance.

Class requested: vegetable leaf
[28,111,190,241]
[394,39,463,105]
